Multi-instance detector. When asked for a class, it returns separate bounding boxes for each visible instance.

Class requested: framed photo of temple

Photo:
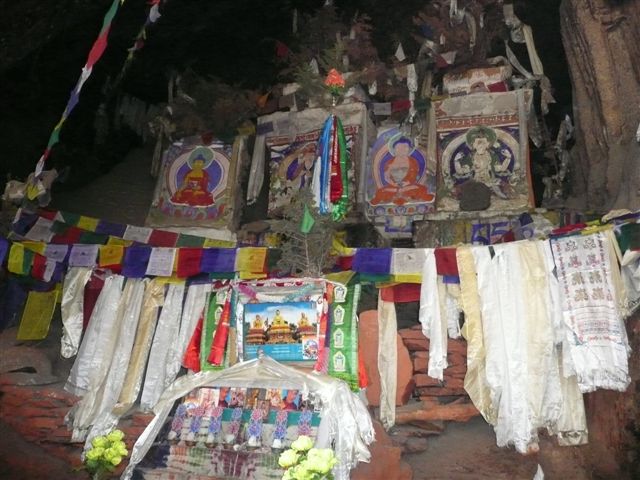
[364,127,437,237]
[433,89,535,214]
[146,136,241,228]
[243,301,319,362]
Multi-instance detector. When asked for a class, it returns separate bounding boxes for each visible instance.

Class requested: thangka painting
[433,89,534,213]
[266,127,358,216]
[243,302,319,362]
[261,103,371,217]
[365,127,436,237]
[147,136,239,228]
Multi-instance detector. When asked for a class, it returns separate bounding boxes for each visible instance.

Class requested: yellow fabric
[77,216,100,231]
[236,247,267,273]
[117,279,166,409]
[324,270,355,285]
[155,276,185,286]
[99,245,124,267]
[17,289,59,340]
[107,236,133,247]
[8,243,25,274]
[605,229,629,317]
[456,246,496,424]
[390,273,422,284]
[331,232,355,257]
[238,271,268,280]
[22,241,46,255]
[203,238,236,248]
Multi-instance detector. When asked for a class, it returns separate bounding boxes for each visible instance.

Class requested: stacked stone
[396,325,479,423]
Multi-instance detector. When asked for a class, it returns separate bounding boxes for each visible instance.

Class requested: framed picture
[243,302,319,362]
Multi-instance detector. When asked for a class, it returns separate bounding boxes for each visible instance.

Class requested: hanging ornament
[312,114,350,221]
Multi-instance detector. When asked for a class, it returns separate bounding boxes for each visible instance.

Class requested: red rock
[132,411,155,427]
[445,364,467,376]
[398,327,430,352]
[396,401,479,423]
[27,417,59,430]
[413,374,442,388]
[351,420,413,480]
[396,335,414,405]
[413,354,428,373]
[358,310,415,407]
[447,352,466,366]
[416,386,468,396]
[448,339,467,355]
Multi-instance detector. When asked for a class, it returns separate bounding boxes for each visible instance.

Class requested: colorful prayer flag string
[36,0,125,174]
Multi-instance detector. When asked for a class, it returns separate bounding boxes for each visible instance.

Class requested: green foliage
[271,188,336,277]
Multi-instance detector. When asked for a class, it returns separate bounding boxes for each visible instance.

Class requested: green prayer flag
[300,204,315,234]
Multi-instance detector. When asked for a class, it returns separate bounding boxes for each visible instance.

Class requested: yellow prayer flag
[324,270,355,285]
[77,215,100,231]
[54,282,63,304]
[203,238,236,248]
[236,247,267,273]
[331,232,355,256]
[107,236,133,247]
[22,241,46,255]
[238,271,268,280]
[156,276,186,286]
[390,274,422,284]
[17,289,59,340]
[8,243,25,274]
[99,245,124,266]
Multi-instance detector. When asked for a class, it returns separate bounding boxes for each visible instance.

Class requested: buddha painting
[170,148,217,207]
[370,136,435,207]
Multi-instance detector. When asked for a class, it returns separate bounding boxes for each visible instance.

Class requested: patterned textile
[551,232,631,392]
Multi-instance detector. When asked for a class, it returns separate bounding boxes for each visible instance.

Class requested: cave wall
[560,0,640,211]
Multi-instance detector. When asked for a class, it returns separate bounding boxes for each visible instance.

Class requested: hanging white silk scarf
[140,282,186,410]
[418,248,448,381]
[69,278,146,440]
[167,282,211,381]
[60,267,93,358]
[377,297,397,429]
[550,232,631,392]
[65,274,124,397]
[472,241,561,453]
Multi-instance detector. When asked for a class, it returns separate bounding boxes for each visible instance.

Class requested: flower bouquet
[324,69,345,106]
[83,429,128,480]
[279,435,338,480]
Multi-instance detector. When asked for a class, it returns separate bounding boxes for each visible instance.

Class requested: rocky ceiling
[0,0,569,191]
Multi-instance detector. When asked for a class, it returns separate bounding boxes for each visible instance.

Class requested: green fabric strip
[176,234,207,247]
[328,283,360,391]
[79,231,109,245]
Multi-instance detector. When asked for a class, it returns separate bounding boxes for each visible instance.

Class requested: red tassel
[208,299,231,365]
[329,117,343,202]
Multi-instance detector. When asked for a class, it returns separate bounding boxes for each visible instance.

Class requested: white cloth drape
[472,242,561,453]
[140,282,186,410]
[60,267,93,358]
[68,278,146,441]
[418,248,448,381]
[551,232,631,392]
[65,274,124,397]
[377,297,397,430]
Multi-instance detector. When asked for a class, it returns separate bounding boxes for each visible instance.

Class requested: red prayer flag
[148,229,179,247]
[176,248,203,278]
